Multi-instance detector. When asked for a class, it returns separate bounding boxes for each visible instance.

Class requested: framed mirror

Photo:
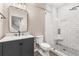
[9,6,28,33]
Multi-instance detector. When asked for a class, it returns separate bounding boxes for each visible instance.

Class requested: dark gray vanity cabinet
[2,38,34,56]
[21,38,34,56]
[0,43,2,56]
[3,40,20,56]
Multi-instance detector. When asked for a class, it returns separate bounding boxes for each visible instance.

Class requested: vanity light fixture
[0,12,6,19]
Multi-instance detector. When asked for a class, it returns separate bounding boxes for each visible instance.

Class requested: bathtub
[50,48,67,56]
[53,43,79,56]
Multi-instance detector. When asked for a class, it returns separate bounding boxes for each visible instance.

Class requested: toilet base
[42,50,50,56]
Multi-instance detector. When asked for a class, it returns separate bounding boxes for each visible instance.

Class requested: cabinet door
[0,43,2,56]
[3,41,20,56]
[22,38,34,56]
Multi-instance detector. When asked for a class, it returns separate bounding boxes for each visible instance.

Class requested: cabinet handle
[19,43,23,46]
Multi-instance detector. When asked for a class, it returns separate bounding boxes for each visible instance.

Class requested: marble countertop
[0,34,34,42]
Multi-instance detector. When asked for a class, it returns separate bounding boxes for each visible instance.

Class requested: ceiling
[48,3,69,8]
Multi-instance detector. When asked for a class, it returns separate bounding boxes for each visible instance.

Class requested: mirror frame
[8,6,28,33]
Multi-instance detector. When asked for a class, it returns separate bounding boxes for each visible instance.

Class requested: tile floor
[34,50,58,56]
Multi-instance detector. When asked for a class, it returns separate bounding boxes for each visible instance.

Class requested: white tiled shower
[45,3,79,56]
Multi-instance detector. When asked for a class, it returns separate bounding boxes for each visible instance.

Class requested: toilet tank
[35,35,44,44]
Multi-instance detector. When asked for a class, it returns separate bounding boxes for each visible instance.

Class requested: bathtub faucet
[55,39,63,45]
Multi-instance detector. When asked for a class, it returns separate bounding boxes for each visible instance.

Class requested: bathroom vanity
[0,5,34,56]
[0,6,35,56]
[0,35,34,56]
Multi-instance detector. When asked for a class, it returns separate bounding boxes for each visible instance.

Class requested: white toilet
[35,35,51,55]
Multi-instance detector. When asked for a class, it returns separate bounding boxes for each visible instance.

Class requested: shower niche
[9,6,28,33]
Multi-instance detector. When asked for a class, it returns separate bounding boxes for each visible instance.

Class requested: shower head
[69,5,79,11]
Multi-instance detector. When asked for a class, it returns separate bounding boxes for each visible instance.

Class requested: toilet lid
[40,43,51,48]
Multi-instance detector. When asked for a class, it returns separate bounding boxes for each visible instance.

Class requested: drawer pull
[19,43,23,45]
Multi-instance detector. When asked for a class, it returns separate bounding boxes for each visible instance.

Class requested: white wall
[0,18,4,39]
[58,3,79,51]
[0,3,45,39]
[26,4,45,36]
[0,4,5,39]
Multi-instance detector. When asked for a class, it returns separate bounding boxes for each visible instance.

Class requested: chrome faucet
[18,30,21,36]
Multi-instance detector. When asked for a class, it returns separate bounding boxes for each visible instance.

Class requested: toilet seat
[40,43,51,51]
[40,43,51,48]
